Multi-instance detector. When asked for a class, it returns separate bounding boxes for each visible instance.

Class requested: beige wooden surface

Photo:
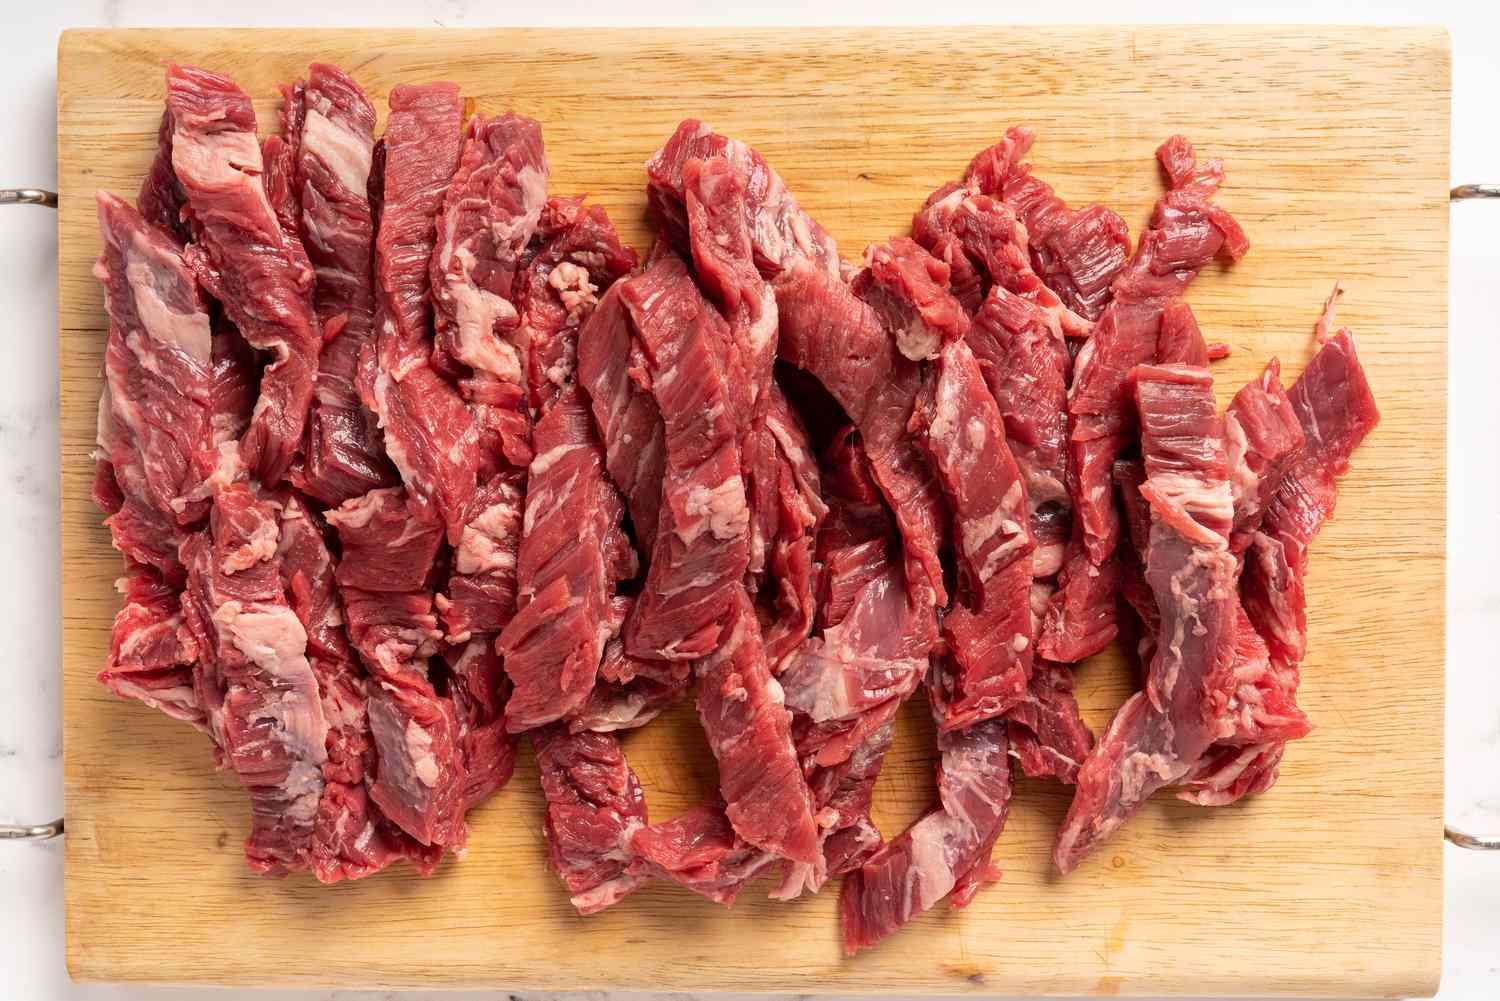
[56,26,1449,996]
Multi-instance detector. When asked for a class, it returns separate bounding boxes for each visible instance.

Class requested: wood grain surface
[56,26,1450,996]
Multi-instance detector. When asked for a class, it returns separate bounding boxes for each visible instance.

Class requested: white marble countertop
[3,2,1496,999]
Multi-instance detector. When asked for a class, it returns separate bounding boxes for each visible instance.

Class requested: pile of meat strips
[93,62,1379,952]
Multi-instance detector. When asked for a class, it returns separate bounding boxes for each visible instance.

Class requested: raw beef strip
[364,82,480,543]
[840,703,1012,953]
[775,259,948,608]
[445,638,518,811]
[178,483,329,874]
[684,154,779,406]
[516,197,637,414]
[856,236,969,362]
[293,63,396,507]
[97,568,203,727]
[497,382,627,729]
[774,429,932,897]
[138,108,189,243]
[1224,358,1306,557]
[1044,136,1249,662]
[757,384,827,666]
[646,119,839,281]
[617,254,751,660]
[695,591,820,864]
[1236,313,1379,793]
[93,192,216,555]
[165,64,320,485]
[535,726,649,913]
[438,469,525,642]
[630,803,780,905]
[965,126,1132,321]
[327,487,443,594]
[260,80,307,247]
[965,283,1073,578]
[1006,657,1093,784]
[429,113,548,470]
[576,283,666,554]
[1155,300,1210,366]
[1053,364,1238,873]
[916,335,1036,730]
[275,491,440,881]
[327,489,467,851]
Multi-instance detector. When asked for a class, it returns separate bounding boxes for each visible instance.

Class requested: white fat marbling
[2,1,1498,1000]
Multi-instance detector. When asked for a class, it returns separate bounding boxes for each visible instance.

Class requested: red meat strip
[438,469,524,643]
[630,803,780,905]
[497,381,627,730]
[840,704,1012,953]
[517,197,637,414]
[576,283,666,554]
[92,192,217,580]
[363,82,480,543]
[178,483,329,875]
[775,259,948,609]
[139,108,189,243]
[856,236,969,361]
[1225,358,1307,557]
[756,384,827,666]
[617,253,751,661]
[275,491,441,881]
[445,638,518,811]
[1044,136,1249,663]
[165,64,321,486]
[1053,364,1239,873]
[965,126,1132,321]
[534,726,649,913]
[260,80,307,252]
[1006,656,1093,784]
[326,488,466,851]
[1237,311,1380,793]
[917,335,1036,730]
[293,63,396,507]
[646,119,839,282]
[430,113,548,471]
[97,568,203,728]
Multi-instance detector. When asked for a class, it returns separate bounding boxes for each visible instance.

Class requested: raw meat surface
[166,64,320,485]
[1053,364,1238,873]
[630,804,779,905]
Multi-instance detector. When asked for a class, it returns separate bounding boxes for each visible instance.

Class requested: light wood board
[57,26,1450,996]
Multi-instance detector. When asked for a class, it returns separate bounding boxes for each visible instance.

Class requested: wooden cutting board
[56,26,1449,996]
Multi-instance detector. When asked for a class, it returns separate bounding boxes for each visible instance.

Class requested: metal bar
[0,188,57,207]
[1452,183,1500,201]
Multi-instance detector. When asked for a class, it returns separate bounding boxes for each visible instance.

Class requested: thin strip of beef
[646,119,839,281]
[362,82,479,543]
[138,108,189,243]
[1043,137,1250,663]
[517,197,638,414]
[326,487,467,851]
[916,333,1036,731]
[1224,357,1305,556]
[430,113,548,471]
[630,803,780,905]
[178,483,329,875]
[438,470,524,643]
[775,260,948,609]
[534,726,649,913]
[97,568,203,727]
[496,382,625,729]
[1238,312,1379,793]
[840,702,1012,954]
[696,591,820,865]
[165,64,320,486]
[576,283,666,556]
[757,383,827,666]
[964,126,1132,321]
[260,80,307,250]
[293,63,396,506]
[617,253,751,661]
[446,637,519,811]
[92,192,216,582]
[1053,364,1238,874]
[276,491,440,880]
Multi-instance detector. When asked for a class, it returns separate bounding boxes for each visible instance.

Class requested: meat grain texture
[92,65,1379,951]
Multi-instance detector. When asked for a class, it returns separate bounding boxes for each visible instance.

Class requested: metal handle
[0,187,63,843]
[1445,181,1499,850]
